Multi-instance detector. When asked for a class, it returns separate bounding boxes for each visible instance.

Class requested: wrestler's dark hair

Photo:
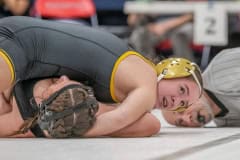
[47,86,88,112]
[38,84,98,138]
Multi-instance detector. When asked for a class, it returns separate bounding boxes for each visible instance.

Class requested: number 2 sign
[194,4,228,46]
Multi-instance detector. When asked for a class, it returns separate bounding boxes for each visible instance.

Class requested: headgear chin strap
[156,58,203,112]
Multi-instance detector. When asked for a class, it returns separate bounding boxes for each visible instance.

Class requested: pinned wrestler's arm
[95,103,160,137]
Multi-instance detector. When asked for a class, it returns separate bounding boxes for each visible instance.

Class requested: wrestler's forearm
[90,103,160,137]
[84,88,155,137]
[108,112,161,137]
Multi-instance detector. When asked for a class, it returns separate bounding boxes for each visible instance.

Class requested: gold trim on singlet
[110,51,156,102]
[0,49,15,84]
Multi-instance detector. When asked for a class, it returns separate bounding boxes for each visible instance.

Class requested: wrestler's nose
[57,75,70,84]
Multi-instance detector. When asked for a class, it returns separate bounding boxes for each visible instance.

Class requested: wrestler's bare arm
[0,51,14,92]
[85,56,157,137]
[95,103,160,137]
[109,113,160,137]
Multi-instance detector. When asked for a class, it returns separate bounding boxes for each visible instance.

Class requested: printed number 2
[205,17,216,35]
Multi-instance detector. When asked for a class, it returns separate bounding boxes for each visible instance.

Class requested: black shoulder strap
[13,80,38,119]
[13,80,45,137]
[205,89,229,118]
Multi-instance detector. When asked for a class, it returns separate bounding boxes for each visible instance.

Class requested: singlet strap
[13,79,45,137]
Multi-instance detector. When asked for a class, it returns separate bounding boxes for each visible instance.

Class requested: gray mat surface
[1,127,240,160]
[0,111,239,160]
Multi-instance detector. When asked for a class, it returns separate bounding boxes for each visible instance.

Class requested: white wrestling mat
[0,110,239,160]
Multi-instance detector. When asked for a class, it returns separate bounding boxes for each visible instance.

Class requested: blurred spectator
[127,0,198,64]
[0,0,34,17]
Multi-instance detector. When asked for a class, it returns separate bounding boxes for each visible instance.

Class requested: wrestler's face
[155,77,201,112]
[161,100,214,127]
[34,75,80,103]
[42,76,80,99]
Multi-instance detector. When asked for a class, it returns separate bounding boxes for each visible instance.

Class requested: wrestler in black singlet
[0,16,154,136]
[0,16,149,103]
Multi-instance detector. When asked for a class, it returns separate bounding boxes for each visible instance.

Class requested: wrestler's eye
[179,86,185,95]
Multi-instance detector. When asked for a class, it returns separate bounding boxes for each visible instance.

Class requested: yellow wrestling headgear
[156,58,203,112]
